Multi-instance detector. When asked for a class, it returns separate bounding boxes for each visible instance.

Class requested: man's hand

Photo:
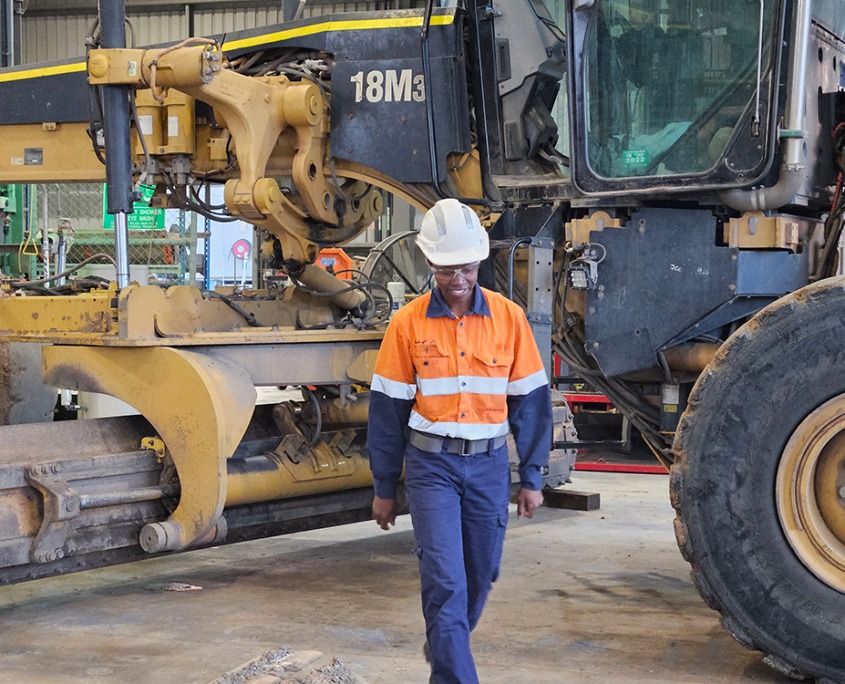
[372,495,397,530]
[516,487,544,519]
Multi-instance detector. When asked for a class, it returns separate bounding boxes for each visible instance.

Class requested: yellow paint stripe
[0,61,87,84]
[222,14,454,52]
[0,14,455,84]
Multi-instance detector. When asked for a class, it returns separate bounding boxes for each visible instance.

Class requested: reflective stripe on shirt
[507,368,548,396]
[417,374,509,397]
[408,410,510,439]
[371,373,416,400]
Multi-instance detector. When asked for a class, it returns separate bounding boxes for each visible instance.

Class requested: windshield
[583,0,778,179]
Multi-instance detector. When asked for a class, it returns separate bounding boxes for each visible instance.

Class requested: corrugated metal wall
[20,2,412,64]
[193,3,376,36]
[21,11,188,62]
[22,13,96,62]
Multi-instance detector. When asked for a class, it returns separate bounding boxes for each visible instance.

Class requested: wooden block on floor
[543,488,601,511]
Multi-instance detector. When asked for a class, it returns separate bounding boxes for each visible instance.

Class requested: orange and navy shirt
[368,284,552,499]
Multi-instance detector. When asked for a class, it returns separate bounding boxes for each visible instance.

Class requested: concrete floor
[0,471,793,684]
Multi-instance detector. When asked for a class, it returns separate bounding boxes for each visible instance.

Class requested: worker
[367,198,552,683]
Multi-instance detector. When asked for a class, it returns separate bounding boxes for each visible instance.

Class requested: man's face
[430,262,480,311]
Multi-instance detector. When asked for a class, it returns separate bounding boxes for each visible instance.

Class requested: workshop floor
[0,471,793,684]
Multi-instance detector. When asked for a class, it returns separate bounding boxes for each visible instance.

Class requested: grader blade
[0,410,378,586]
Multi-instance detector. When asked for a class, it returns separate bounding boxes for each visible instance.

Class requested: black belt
[408,429,507,456]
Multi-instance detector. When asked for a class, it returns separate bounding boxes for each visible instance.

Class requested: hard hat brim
[416,237,489,266]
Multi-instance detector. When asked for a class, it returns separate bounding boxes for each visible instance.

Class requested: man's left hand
[516,487,544,519]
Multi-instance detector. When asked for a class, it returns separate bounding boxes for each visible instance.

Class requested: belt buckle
[459,438,473,456]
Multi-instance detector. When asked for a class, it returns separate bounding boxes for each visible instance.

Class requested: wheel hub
[777,395,845,592]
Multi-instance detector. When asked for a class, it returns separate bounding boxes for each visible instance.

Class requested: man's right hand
[372,496,397,530]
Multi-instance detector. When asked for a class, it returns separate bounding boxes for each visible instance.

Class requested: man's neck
[442,286,474,319]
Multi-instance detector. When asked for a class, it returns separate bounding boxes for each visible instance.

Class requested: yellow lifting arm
[88,42,382,264]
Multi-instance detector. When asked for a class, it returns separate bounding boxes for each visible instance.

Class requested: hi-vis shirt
[368,285,552,500]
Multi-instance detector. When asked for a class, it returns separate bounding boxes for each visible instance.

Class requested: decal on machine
[349,69,425,104]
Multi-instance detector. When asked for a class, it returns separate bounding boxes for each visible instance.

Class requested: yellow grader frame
[0,8,571,583]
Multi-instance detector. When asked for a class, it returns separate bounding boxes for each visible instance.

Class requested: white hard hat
[416,198,490,266]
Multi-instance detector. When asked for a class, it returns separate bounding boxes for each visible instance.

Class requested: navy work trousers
[404,441,511,684]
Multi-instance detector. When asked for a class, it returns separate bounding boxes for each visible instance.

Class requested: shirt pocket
[472,351,513,378]
[411,340,452,378]
[472,352,511,423]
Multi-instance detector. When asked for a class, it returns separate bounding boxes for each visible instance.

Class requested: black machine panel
[584,208,808,377]
[224,9,472,183]
[0,61,89,124]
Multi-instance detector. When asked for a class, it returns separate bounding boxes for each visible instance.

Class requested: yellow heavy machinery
[0,3,577,573]
[1,1,845,681]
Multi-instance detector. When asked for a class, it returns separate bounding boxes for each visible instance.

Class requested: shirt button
[460,413,465,418]
[459,322,464,327]
[461,382,467,387]
[460,351,465,357]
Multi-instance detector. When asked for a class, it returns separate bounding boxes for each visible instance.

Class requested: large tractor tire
[672,277,845,683]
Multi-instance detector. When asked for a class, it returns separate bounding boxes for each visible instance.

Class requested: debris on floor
[148,582,204,592]
[208,647,369,684]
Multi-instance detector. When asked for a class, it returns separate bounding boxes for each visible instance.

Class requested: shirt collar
[426,285,491,319]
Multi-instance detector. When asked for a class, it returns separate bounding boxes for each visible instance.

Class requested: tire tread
[671,277,845,683]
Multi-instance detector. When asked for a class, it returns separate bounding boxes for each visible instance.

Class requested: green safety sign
[102,184,165,231]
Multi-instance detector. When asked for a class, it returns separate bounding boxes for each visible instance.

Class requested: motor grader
[0,0,843,681]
